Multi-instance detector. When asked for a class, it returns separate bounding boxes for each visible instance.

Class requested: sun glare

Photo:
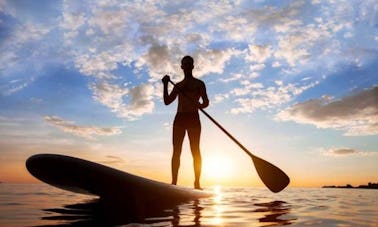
[204,156,235,181]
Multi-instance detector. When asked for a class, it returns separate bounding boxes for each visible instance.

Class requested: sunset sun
[204,156,236,181]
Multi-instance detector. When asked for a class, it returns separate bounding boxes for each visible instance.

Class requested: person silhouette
[162,56,209,190]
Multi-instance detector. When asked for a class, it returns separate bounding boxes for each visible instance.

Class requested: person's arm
[162,75,178,105]
[198,81,209,109]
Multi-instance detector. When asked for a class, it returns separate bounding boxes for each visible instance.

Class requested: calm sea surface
[0,183,377,226]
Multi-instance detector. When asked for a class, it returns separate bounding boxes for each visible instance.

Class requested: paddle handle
[168,80,255,159]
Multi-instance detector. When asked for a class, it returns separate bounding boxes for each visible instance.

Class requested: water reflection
[253,200,296,226]
[166,200,203,227]
[36,198,172,226]
[36,187,296,226]
[37,199,202,226]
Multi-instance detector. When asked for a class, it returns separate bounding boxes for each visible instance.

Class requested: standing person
[162,56,209,190]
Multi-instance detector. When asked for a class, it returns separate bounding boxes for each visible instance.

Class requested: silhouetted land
[322,182,378,189]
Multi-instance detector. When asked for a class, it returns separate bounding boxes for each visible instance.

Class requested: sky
[0,0,377,188]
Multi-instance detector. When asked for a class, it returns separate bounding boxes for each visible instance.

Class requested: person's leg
[188,126,202,189]
[172,126,185,185]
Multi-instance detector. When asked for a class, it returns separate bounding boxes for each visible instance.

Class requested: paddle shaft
[168,80,255,159]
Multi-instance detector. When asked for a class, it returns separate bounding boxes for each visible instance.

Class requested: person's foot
[194,182,202,190]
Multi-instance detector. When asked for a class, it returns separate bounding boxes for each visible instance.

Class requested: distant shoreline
[322,182,378,189]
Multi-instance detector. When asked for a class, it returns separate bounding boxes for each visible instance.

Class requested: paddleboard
[26,154,212,206]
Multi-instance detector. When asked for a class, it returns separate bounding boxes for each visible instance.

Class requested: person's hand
[162,75,170,84]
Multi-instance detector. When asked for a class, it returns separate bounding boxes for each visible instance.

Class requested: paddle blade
[251,155,290,193]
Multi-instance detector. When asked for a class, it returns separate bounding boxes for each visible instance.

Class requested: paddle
[168,79,290,193]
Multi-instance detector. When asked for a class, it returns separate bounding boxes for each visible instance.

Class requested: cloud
[137,43,178,80]
[1,77,37,96]
[90,80,128,111]
[270,2,355,68]
[0,13,61,96]
[0,1,11,15]
[75,53,119,79]
[274,19,303,33]
[231,80,319,114]
[249,63,266,71]
[88,9,127,35]
[331,148,358,155]
[90,81,155,120]
[44,116,122,139]
[214,93,229,104]
[276,86,378,136]
[0,22,50,71]
[272,19,339,67]
[274,33,311,67]
[245,45,272,63]
[323,148,377,157]
[215,14,257,41]
[194,48,240,77]
[163,122,171,130]
[139,46,240,81]
[242,1,304,29]
[13,23,50,46]
[231,81,263,97]
[218,73,243,83]
[59,9,86,41]
[101,155,126,165]
[119,83,155,119]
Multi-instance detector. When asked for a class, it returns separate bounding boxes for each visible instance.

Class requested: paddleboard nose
[26,154,42,177]
[26,154,52,181]
[26,154,70,184]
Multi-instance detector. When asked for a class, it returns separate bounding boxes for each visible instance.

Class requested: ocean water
[0,184,377,227]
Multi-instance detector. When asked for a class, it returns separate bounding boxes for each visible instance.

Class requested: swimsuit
[173,112,200,129]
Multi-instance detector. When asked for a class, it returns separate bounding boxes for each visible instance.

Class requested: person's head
[181,55,194,73]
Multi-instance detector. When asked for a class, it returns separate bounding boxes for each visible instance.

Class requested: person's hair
[181,55,194,65]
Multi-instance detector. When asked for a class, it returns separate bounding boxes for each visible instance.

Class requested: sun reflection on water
[211,185,224,225]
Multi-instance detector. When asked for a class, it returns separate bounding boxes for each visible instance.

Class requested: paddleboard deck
[26,154,212,206]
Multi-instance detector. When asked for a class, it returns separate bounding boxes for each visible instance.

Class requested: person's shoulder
[176,80,185,86]
[194,78,206,87]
